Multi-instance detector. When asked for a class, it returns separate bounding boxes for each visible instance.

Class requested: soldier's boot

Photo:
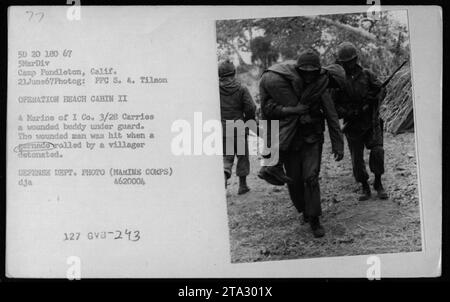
[258,164,293,185]
[301,213,310,225]
[358,181,372,201]
[238,176,250,195]
[309,216,325,238]
[374,175,388,200]
[258,167,284,186]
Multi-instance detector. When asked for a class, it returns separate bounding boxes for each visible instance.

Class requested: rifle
[341,60,408,133]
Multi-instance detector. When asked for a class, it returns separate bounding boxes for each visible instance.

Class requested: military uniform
[334,65,385,183]
[259,51,344,231]
[334,42,388,199]
[220,78,255,179]
[219,61,256,193]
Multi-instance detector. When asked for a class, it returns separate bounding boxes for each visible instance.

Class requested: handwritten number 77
[26,11,44,22]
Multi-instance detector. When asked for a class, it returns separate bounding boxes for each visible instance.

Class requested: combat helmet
[218,60,236,77]
[296,49,321,71]
[336,42,358,62]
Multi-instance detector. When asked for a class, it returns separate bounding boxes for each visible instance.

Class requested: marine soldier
[334,42,388,201]
[219,60,257,195]
[259,49,344,238]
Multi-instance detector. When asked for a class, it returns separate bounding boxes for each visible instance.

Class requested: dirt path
[226,132,422,263]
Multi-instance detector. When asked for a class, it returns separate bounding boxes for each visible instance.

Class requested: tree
[216,11,410,77]
[249,36,279,70]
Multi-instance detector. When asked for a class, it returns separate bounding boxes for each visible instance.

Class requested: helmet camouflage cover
[336,42,358,62]
[296,49,321,71]
[218,60,236,77]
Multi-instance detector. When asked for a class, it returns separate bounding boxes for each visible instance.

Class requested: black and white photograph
[5,4,441,279]
[216,10,422,263]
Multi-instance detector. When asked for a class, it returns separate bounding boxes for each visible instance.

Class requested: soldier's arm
[332,88,353,119]
[367,70,387,101]
[262,98,309,118]
[332,89,346,118]
[259,78,309,120]
[259,81,282,119]
[321,91,344,155]
[239,87,260,136]
[327,75,341,89]
[241,87,256,122]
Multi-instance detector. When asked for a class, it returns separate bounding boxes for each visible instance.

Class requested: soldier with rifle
[334,42,407,201]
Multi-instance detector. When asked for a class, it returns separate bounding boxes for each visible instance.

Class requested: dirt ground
[225,131,422,263]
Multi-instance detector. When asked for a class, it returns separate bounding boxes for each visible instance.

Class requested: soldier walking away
[219,60,257,195]
[334,42,388,201]
[259,49,344,238]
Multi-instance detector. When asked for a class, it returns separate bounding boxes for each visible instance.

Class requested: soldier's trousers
[346,124,385,183]
[223,135,250,178]
[281,140,323,218]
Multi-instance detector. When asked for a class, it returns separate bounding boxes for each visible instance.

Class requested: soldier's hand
[333,151,344,162]
[349,108,360,117]
[366,91,383,104]
[293,103,309,115]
